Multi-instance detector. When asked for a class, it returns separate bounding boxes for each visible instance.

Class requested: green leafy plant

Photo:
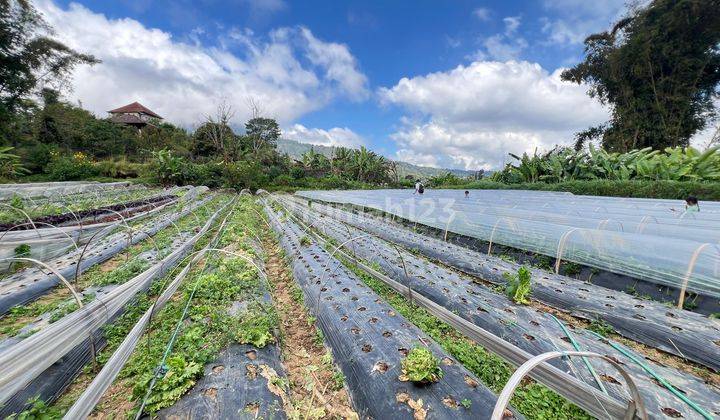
[460,398,472,409]
[0,147,29,180]
[588,319,615,337]
[13,243,31,258]
[10,396,63,419]
[233,309,277,348]
[134,355,203,412]
[9,194,24,210]
[562,262,582,276]
[299,236,311,246]
[503,266,532,305]
[399,346,443,384]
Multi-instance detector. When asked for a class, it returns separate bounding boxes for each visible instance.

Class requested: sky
[35,0,716,171]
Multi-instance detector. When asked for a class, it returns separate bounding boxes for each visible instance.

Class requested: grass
[343,260,592,420]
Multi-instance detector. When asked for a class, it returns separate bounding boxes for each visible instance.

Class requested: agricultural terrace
[0,181,718,419]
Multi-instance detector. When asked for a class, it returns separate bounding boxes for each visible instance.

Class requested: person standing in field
[414,180,425,195]
[464,190,469,198]
[671,196,700,214]
[684,196,700,212]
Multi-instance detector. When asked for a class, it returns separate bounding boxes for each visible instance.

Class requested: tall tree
[0,0,99,143]
[245,117,281,153]
[562,0,720,151]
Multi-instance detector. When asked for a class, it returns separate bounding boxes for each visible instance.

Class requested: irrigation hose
[134,200,236,419]
[585,330,712,420]
[549,314,608,396]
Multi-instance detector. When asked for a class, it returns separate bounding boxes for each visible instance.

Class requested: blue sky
[41,0,633,170]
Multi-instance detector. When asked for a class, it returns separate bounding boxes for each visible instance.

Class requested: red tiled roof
[108,101,162,119]
[109,114,146,125]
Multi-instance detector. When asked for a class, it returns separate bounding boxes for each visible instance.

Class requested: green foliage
[134,355,203,412]
[232,308,278,348]
[448,179,720,201]
[399,347,444,384]
[13,243,31,258]
[588,319,615,337]
[246,117,281,151]
[0,147,28,179]
[427,172,465,187]
[561,262,582,277]
[562,0,720,151]
[93,158,145,178]
[9,396,63,420]
[503,266,532,305]
[44,152,99,181]
[492,145,720,184]
[0,0,97,145]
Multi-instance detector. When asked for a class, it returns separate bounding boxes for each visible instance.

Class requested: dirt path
[263,238,358,420]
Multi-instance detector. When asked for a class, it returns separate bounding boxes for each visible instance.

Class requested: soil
[263,237,358,420]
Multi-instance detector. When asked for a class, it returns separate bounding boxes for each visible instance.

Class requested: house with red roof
[108,102,163,130]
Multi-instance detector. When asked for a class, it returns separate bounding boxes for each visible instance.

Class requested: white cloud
[379,60,609,170]
[503,16,521,34]
[472,16,527,62]
[472,7,491,21]
[298,27,369,101]
[483,35,527,61]
[283,124,366,148]
[35,0,368,128]
[540,0,628,45]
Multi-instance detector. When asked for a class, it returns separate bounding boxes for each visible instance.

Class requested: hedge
[443,180,720,201]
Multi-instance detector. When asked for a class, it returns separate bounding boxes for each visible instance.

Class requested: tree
[245,117,281,153]
[301,148,330,176]
[197,102,238,164]
[562,0,720,151]
[0,0,98,143]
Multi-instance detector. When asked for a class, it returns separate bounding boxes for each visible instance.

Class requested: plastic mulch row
[266,204,519,420]
[283,198,720,419]
[303,198,720,373]
[0,195,213,316]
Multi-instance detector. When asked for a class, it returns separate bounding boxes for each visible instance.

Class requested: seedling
[588,319,614,337]
[399,346,443,384]
[503,266,532,305]
[461,398,472,409]
[300,236,311,246]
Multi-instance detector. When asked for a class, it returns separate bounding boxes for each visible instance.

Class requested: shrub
[399,346,443,384]
[44,152,99,181]
[150,149,185,186]
[447,179,720,201]
[223,160,268,190]
[0,147,29,180]
[94,159,145,178]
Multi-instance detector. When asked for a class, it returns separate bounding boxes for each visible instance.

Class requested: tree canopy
[0,0,98,143]
[562,0,720,151]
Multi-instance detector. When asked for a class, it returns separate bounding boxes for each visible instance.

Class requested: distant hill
[277,139,476,179]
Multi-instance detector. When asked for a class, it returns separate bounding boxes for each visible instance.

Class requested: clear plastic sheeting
[297,189,720,298]
[0,181,133,199]
[0,204,225,410]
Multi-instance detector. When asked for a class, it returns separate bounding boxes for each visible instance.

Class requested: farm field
[0,182,718,419]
